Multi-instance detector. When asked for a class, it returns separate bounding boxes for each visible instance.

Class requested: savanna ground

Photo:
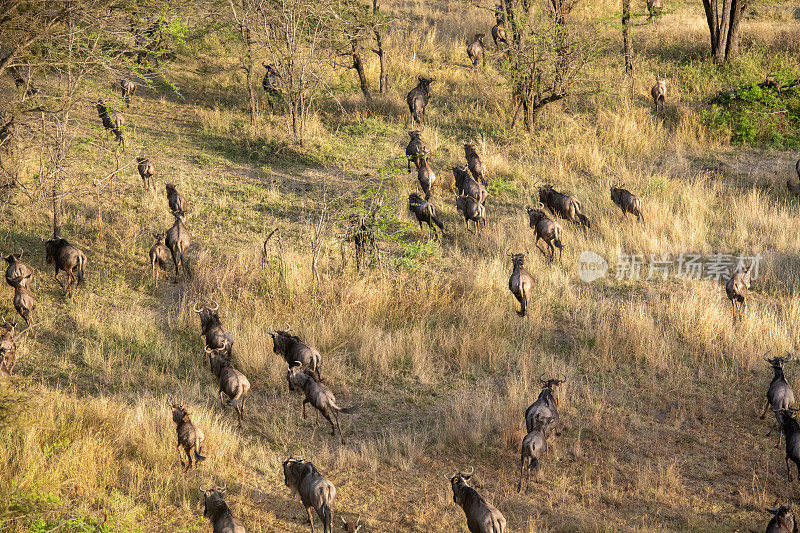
[2,0,800,531]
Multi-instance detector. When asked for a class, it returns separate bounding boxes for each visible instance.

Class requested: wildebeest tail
[431,213,444,231]
[577,213,590,229]
[76,251,87,286]
[336,404,359,414]
[322,504,332,533]
[194,446,207,462]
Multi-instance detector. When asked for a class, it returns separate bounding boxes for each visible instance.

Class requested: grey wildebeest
[609,184,644,222]
[776,408,800,482]
[518,417,548,493]
[13,286,34,327]
[525,204,563,262]
[283,457,336,533]
[120,78,136,107]
[507,251,534,317]
[262,63,282,113]
[467,34,485,67]
[267,327,322,381]
[448,469,506,533]
[199,486,247,533]
[765,500,796,533]
[646,0,663,21]
[207,343,251,425]
[452,165,487,205]
[417,156,436,200]
[96,100,124,147]
[456,195,486,233]
[406,131,429,173]
[0,320,16,379]
[287,365,357,444]
[525,375,565,436]
[464,144,487,185]
[165,182,188,214]
[787,159,800,195]
[171,404,206,469]
[538,184,591,230]
[408,193,444,240]
[762,353,796,448]
[651,76,667,112]
[491,21,508,50]
[340,517,363,532]
[137,157,155,191]
[165,210,190,278]
[193,302,234,360]
[406,77,434,129]
[149,233,170,288]
[44,238,86,293]
[4,251,33,289]
[726,262,753,321]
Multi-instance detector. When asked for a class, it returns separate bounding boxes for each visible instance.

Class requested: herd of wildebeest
[2,15,800,533]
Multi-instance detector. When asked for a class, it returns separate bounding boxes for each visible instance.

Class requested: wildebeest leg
[172,251,180,281]
[794,458,800,482]
[760,400,770,419]
[219,389,227,407]
[320,408,336,437]
[307,507,316,533]
[185,444,193,469]
[518,456,525,493]
[333,410,344,444]
[787,456,793,481]
[302,398,309,419]
[177,443,185,467]
[54,267,64,288]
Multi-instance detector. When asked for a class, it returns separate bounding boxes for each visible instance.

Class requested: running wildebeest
[448,469,507,533]
[651,76,667,112]
[407,77,434,129]
[207,343,251,425]
[4,251,33,290]
[0,320,16,378]
[408,193,444,240]
[406,131,429,173]
[464,144,487,185]
[467,33,486,67]
[44,238,87,293]
[518,417,548,493]
[149,233,170,288]
[165,210,190,278]
[452,165,487,205]
[761,353,796,448]
[287,365,357,444]
[165,182,187,214]
[120,78,136,107]
[262,63,282,113]
[193,302,234,360]
[538,184,591,230]
[283,457,336,533]
[525,375,565,436]
[171,404,206,469]
[726,262,753,321]
[12,286,34,327]
[340,517,363,532]
[267,326,322,380]
[776,408,800,482]
[507,250,534,317]
[456,194,486,233]
[137,157,155,191]
[199,486,247,533]
[765,499,796,533]
[525,204,563,262]
[96,100,125,147]
[417,156,436,200]
[787,159,800,195]
[609,184,644,222]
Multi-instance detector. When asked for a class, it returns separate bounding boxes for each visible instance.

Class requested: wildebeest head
[341,516,363,532]
[3,251,23,265]
[267,325,295,355]
[464,143,479,158]
[44,238,69,265]
[654,76,667,94]
[765,352,793,371]
[765,499,795,531]
[537,184,554,204]
[610,184,624,204]
[193,302,221,334]
[524,203,548,226]
[408,130,421,141]
[283,457,314,494]
[199,486,231,521]
[286,362,310,391]
[152,232,166,246]
[448,468,475,505]
[172,403,190,424]
[165,182,179,196]
[417,76,434,92]
[540,374,566,403]
[474,33,485,43]
[507,249,529,269]
[172,209,187,224]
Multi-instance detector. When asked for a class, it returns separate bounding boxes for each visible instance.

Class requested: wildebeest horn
[463,466,474,476]
[560,374,567,383]
[204,345,213,354]
[210,301,219,312]
[787,353,794,362]
[537,202,544,209]
[17,249,23,258]
[539,373,546,383]
[192,303,203,313]
[199,485,209,493]
[285,323,291,332]
[763,352,771,361]
[505,248,513,257]
[341,517,347,525]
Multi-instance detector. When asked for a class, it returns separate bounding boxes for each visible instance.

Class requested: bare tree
[702,0,749,62]
[622,0,634,75]
[228,0,260,124]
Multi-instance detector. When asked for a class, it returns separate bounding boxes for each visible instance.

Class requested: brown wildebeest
[507,250,534,317]
[267,326,321,380]
[647,0,663,21]
[452,165,487,205]
[524,375,565,436]
[171,404,206,469]
[12,286,34,327]
[44,238,87,293]
[538,184,590,230]
[448,469,507,533]
[195,302,234,360]
[137,157,155,191]
[726,262,753,321]
[610,184,644,222]
[464,144,486,185]
[764,499,796,533]
[165,210,190,278]
[406,131,429,173]
[456,194,486,233]
[467,34,485,67]
[407,77,434,129]
[651,76,667,112]
[787,159,800,195]
[417,156,436,200]
[96,100,124,148]
[199,486,247,532]
[287,365,357,444]
[761,353,795,448]
[149,233,170,288]
[491,22,507,50]
[525,204,563,262]
[283,457,336,533]
[165,182,188,214]
[340,517,363,532]
[4,251,33,290]
[518,417,548,493]
[408,193,444,240]
[262,62,282,113]
[120,78,136,107]
[207,343,250,425]
[0,320,17,379]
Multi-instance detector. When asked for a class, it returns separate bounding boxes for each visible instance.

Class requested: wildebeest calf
[406,131,429,173]
[165,210,190,278]
[408,193,444,240]
[172,404,206,469]
[417,156,436,200]
[452,165,487,205]
[525,204,563,262]
[267,327,322,380]
[467,34,485,67]
[610,184,644,222]
[464,144,486,185]
[4,251,33,290]
[96,100,125,147]
[149,233,170,288]
[137,157,155,191]
[651,76,667,112]
[120,78,136,107]
[456,195,486,233]
[207,344,251,425]
[44,238,87,293]
[518,418,548,493]
[283,457,336,533]
[165,182,188,214]
[13,286,34,327]
[507,251,534,317]
[448,469,506,533]
[407,77,434,128]
[726,262,753,321]
[199,486,247,533]
[287,365,357,444]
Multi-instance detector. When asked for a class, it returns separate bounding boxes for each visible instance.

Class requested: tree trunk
[622,0,634,75]
[372,0,388,95]
[703,0,746,62]
[725,0,745,59]
[245,65,256,125]
[52,180,62,239]
[352,44,371,101]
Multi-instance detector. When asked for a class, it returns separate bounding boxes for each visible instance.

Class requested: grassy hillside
[2,0,800,531]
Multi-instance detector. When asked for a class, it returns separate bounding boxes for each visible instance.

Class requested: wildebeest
[120,78,136,107]
[761,353,796,448]
[408,193,444,240]
[646,0,663,21]
[44,238,87,293]
[507,251,534,317]
[518,418,548,493]
[464,144,486,185]
[452,165,487,205]
[407,77,434,128]
[165,182,188,214]
[149,233,170,288]
[525,375,565,436]
[4,251,33,290]
[467,34,485,67]
[0,112,14,144]
[267,327,322,380]
[0,320,16,379]
[765,499,796,533]
[287,365,357,444]
[787,159,800,195]
[417,156,436,200]
[491,22,508,50]
[207,344,251,425]
[776,408,800,481]
[406,131,429,173]
[193,302,234,360]
[456,194,486,233]
[340,517,363,532]
[538,184,591,230]
[199,486,247,533]
[137,157,155,191]
[171,404,206,469]
[96,100,125,147]
[651,76,667,112]
[8,65,39,96]
[725,262,753,321]
[283,457,336,533]
[525,204,563,262]
[609,184,644,222]
[12,286,34,327]
[262,63,282,113]
[165,210,190,278]
[448,469,507,533]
